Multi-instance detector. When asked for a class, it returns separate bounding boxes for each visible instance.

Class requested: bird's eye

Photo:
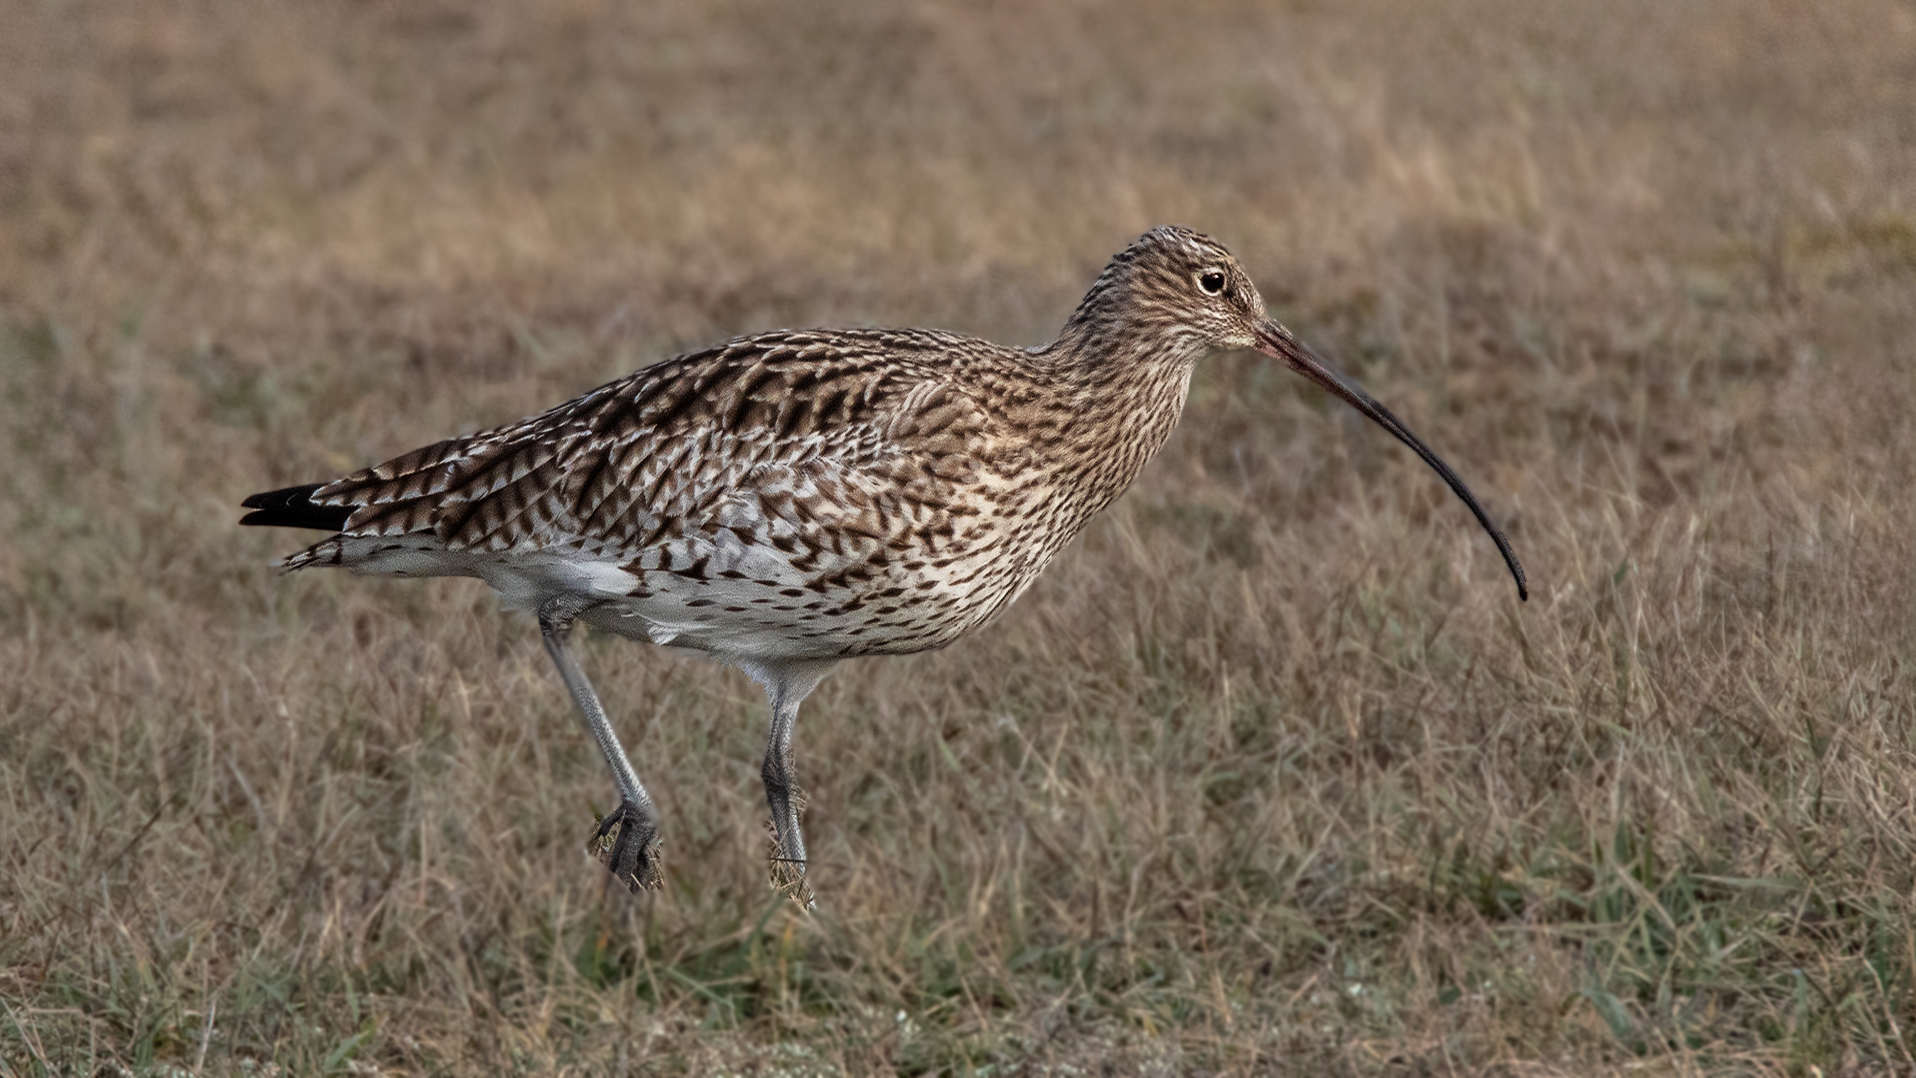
[1198,271,1226,295]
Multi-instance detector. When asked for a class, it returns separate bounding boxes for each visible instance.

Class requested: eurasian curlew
[241,226,1527,907]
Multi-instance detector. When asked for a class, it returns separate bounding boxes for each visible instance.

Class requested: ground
[2,1,1914,1074]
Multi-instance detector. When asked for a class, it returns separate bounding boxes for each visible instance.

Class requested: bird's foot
[589,801,663,893]
[765,817,815,911]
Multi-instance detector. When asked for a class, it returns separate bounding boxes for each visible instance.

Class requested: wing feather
[306,329,1002,570]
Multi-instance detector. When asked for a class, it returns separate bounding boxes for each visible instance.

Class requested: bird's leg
[761,692,810,908]
[539,598,663,893]
[754,660,835,909]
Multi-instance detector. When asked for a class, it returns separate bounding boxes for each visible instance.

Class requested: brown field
[4,1,1915,1073]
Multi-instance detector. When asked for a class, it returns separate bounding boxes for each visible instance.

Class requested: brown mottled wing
[307,329,998,569]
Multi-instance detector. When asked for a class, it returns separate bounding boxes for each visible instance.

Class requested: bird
[241,225,1526,907]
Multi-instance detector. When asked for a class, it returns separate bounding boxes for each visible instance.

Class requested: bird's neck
[1026,314,1206,516]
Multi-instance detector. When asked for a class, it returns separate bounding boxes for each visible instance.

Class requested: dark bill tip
[1253,321,1528,602]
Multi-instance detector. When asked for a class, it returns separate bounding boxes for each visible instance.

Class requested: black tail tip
[240,483,352,531]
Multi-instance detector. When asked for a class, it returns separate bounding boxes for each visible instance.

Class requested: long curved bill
[1254,320,1528,602]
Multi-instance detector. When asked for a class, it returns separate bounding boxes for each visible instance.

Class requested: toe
[612,823,663,892]
[589,803,663,893]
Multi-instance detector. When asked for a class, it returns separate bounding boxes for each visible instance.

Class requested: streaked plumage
[243,226,1526,907]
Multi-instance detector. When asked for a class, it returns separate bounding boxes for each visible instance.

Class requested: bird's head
[1068,225,1271,356]
[1078,225,1530,602]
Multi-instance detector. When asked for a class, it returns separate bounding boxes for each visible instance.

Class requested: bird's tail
[239,483,352,532]
[242,483,353,570]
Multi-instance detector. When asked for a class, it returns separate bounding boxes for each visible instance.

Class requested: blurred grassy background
[3,0,1915,1073]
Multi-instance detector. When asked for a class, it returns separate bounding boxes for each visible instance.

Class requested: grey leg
[539,598,662,892]
[752,660,835,908]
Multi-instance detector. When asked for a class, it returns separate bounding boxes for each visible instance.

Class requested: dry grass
[3,0,1915,1073]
